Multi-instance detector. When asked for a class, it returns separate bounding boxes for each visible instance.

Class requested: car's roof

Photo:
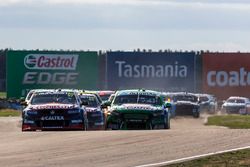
[163,92,197,96]
[79,93,96,97]
[227,96,249,100]
[34,89,78,94]
[97,90,115,95]
[195,93,214,97]
[116,89,160,96]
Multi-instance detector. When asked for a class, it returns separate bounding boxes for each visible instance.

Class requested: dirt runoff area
[0,115,249,167]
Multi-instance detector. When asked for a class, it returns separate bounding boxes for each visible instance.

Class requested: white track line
[135,145,250,167]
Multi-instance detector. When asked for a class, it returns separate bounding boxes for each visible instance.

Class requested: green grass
[166,149,250,167]
[0,109,21,117]
[0,92,6,98]
[205,115,250,129]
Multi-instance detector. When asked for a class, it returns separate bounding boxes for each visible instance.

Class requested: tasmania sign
[202,53,250,100]
[107,52,197,92]
[7,51,99,98]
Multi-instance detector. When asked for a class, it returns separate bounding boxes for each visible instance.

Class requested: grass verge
[166,149,250,167]
[0,92,6,98]
[0,109,21,117]
[205,115,250,129]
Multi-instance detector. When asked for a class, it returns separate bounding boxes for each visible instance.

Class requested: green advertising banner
[7,50,99,98]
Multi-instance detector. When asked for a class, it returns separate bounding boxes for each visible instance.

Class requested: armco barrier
[202,52,250,100]
[106,51,198,92]
[7,50,99,98]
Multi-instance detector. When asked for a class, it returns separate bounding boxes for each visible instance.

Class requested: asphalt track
[0,115,249,167]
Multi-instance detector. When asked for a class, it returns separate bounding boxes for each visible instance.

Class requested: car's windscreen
[113,94,161,105]
[199,96,209,102]
[174,95,198,102]
[99,95,111,101]
[80,96,99,107]
[26,92,34,101]
[227,99,245,103]
[31,93,77,105]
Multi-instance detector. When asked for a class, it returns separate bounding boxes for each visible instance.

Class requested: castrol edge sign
[202,53,250,100]
[7,51,99,98]
[24,54,78,70]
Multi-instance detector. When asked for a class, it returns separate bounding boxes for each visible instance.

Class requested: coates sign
[24,54,78,70]
[202,53,250,100]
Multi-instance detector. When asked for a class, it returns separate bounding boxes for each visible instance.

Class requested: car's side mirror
[20,97,25,102]
[164,102,171,108]
[20,101,28,107]
[101,101,111,109]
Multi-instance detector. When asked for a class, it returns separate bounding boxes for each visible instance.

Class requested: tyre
[163,115,170,129]
[193,112,200,118]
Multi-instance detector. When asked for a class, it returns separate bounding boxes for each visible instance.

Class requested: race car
[221,96,250,115]
[22,89,87,131]
[164,92,200,118]
[96,90,115,101]
[103,89,171,130]
[78,90,102,104]
[196,93,218,114]
[79,93,106,130]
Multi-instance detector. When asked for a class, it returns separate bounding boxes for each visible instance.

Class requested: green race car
[102,89,171,130]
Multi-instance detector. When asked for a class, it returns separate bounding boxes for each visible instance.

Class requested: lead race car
[22,89,88,131]
[103,89,171,130]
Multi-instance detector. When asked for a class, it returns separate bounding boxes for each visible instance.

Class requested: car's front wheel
[193,112,200,118]
[163,115,170,129]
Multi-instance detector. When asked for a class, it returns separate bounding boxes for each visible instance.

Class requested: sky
[0,0,250,52]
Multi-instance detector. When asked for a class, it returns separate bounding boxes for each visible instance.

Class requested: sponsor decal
[33,105,74,110]
[95,122,104,125]
[127,119,144,122]
[41,116,64,121]
[125,106,152,110]
[71,120,83,123]
[24,120,35,124]
[119,92,157,96]
[86,108,98,112]
[115,61,187,78]
[24,54,79,70]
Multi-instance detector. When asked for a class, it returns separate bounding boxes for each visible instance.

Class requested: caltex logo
[24,54,79,70]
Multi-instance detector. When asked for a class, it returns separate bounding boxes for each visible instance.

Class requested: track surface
[0,115,249,167]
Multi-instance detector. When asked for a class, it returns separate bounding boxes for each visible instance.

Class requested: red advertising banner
[202,53,250,100]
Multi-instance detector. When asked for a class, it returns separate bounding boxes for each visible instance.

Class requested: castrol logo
[24,54,79,70]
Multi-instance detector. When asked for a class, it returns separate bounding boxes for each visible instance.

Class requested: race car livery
[22,90,87,131]
[79,93,106,130]
[165,92,200,118]
[221,96,250,115]
[104,89,171,130]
